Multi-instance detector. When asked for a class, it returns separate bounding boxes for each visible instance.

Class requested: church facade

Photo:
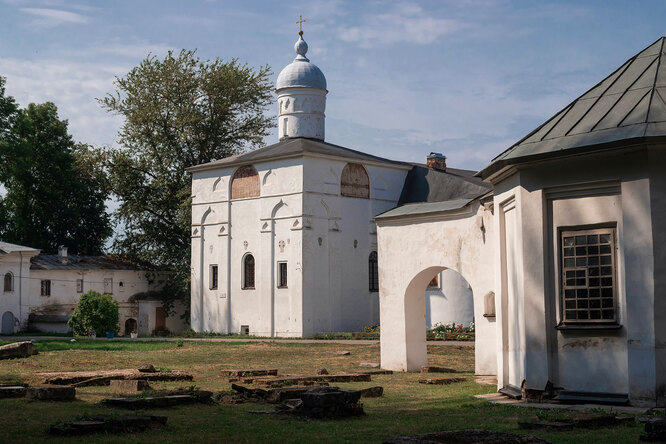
[188,32,483,337]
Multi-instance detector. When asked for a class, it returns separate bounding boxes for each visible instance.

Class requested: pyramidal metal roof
[481,37,666,179]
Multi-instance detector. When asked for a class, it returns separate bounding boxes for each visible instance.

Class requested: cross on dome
[296,15,306,35]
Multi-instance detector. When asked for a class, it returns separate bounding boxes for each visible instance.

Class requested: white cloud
[0,57,124,147]
[339,3,461,48]
[100,43,175,59]
[19,7,89,25]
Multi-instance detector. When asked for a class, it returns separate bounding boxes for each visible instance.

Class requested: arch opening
[404,266,475,371]
[125,318,137,335]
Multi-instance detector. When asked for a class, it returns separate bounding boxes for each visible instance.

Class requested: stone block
[315,368,329,375]
[26,386,75,401]
[0,386,26,398]
[221,368,278,377]
[49,414,167,436]
[103,394,196,409]
[418,377,466,385]
[0,341,38,360]
[359,386,383,398]
[110,379,151,393]
[323,350,350,356]
[137,364,157,373]
[359,362,379,368]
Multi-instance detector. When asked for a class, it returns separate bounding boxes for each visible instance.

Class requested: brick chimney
[426,152,446,171]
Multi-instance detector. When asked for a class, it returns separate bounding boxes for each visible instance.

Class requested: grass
[0,340,646,443]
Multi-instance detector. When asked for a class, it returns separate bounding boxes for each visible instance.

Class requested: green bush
[68,291,119,336]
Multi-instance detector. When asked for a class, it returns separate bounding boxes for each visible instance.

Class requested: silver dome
[276,34,327,90]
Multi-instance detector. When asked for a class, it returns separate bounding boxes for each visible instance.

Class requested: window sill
[277,286,288,289]
[242,287,255,290]
[556,323,622,331]
[483,314,496,318]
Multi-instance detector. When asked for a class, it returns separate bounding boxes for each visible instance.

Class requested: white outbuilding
[378,36,666,407]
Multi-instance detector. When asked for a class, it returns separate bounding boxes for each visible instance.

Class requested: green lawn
[0,340,645,443]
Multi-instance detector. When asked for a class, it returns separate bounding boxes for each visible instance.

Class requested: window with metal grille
[210,265,218,290]
[40,280,51,296]
[277,262,288,288]
[561,228,616,323]
[76,279,83,293]
[369,251,379,292]
[243,254,255,289]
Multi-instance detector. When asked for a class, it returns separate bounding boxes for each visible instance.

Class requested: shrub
[68,291,119,336]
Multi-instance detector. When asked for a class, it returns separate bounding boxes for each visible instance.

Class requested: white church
[190,29,666,406]
[188,31,486,337]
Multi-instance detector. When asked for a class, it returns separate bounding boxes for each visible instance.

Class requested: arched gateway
[376,199,496,375]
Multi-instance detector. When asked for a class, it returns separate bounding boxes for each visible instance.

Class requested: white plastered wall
[0,250,37,333]
[491,149,657,404]
[26,268,171,334]
[377,201,496,374]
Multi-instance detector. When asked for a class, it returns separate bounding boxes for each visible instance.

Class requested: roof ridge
[644,36,666,128]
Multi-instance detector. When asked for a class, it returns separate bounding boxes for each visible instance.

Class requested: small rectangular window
[41,280,51,296]
[76,279,83,293]
[103,278,113,294]
[428,274,440,289]
[210,264,218,290]
[277,262,288,288]
[560,227,617,324]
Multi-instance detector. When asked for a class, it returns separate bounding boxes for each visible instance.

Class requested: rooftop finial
[296,14,306,36]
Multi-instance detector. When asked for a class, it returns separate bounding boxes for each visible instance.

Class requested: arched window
[243,254,255,289]
[341,163,370,198]
[231,165,260,199]
[3,273,13,292]
[369,251,379,292]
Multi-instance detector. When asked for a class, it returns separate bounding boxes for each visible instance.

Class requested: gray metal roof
[398,164,491,206]
[0,241,40,254]
[276,34,327,90]
[30,254,140,271]
[481,36,666,179]
[376,198,475,219]
[187,137,411,172]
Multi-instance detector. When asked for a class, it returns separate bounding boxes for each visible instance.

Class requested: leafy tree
[0,100,111,254]
[98,49,274,313]
[68,290,119,336]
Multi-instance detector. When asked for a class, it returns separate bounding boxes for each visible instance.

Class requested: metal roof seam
[576,54,653,135]
[644,37,665,126]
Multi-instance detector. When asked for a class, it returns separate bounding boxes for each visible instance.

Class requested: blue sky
[1,0,665,170]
